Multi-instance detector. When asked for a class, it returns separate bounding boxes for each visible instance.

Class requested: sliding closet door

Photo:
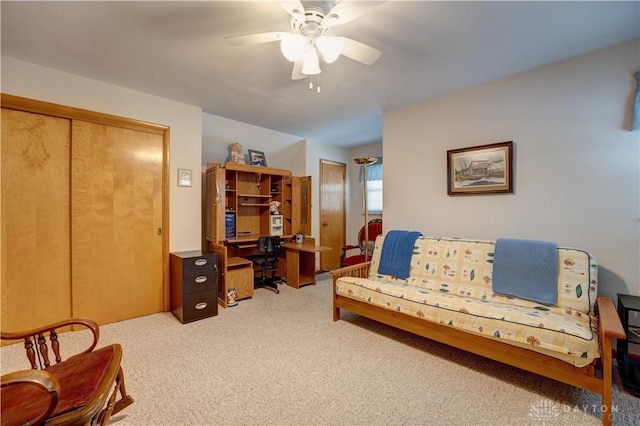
[1,108,72,331]
[71,121,164,324]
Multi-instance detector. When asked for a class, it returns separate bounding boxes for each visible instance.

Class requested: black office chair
[246,236,282,293]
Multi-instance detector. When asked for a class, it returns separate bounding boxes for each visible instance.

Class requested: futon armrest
[330,261,371,281]
[596,296,626,340]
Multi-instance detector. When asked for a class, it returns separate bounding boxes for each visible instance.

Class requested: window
[361,159,383,213]
[366,178,383,213]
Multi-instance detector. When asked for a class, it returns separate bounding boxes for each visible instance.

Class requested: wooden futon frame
[331,262,626,426]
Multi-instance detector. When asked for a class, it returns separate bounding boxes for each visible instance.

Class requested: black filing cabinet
[170,251,218,323]
[617,293,640,397]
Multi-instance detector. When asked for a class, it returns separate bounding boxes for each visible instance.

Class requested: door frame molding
[318,158,346,271]
[1,94,171,311]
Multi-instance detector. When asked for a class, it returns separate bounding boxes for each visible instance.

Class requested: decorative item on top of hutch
[248,149,267,167]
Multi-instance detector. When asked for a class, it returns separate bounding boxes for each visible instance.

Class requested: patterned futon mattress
[335,276,598,367]
[336,234,602,368]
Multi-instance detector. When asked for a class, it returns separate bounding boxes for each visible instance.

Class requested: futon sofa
[331,233,625,426]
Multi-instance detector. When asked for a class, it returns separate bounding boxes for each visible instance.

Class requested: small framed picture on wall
[177,168,192,187]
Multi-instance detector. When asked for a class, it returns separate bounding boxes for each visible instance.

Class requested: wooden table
[281,238,330,288]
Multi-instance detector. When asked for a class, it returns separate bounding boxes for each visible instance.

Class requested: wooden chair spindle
[37,332,51,368]
[24,337,37,369]
[50,330,61,364]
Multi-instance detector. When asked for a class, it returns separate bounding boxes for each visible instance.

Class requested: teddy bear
[229,142,246,164]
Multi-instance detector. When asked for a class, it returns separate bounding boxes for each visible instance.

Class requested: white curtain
[359,157,382,181]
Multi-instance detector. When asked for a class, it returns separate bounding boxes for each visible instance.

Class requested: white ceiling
[1,1,638,147]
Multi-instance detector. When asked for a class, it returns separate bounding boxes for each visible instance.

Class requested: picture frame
[447,141,513,195]
[248,149,267,167]
[177,168,192,187]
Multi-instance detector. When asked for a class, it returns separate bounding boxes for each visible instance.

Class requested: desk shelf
[238,194,271,198]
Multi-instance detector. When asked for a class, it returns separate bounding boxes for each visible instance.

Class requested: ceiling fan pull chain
[316,75,321,94]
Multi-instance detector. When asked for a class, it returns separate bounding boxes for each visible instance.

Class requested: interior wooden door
[319,159,346,271]
[71,120,164,324]
[1,108,72,331]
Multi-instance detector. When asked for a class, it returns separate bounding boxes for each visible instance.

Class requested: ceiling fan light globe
[301,48,321,75]
[316,36,342,64]
[280,34,306,62]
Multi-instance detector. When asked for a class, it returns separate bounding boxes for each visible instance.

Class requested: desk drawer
[182,267,217,294]
[182,256,218,294]
[180,291,218,323]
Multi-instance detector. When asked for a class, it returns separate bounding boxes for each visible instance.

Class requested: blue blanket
[492,238,558,305]
[378,230,422,279]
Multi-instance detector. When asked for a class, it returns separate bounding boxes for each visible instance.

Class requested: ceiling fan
[224,1,384,83]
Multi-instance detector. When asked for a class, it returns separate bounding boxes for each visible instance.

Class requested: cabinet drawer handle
[195,259,207,266]
[195,302,207,310]
[194,276,208,284]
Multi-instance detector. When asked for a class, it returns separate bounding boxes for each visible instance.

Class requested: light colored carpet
[2,275,639,425]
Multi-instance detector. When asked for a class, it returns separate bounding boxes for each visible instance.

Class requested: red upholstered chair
[1,318,133,426]
[340,219,383,267]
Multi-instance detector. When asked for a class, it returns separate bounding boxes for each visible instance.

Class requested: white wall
[201,113,305,173]
[383,40,640,300]
[1,56,203,252]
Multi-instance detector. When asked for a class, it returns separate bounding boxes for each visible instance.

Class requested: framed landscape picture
[447,141,513,195]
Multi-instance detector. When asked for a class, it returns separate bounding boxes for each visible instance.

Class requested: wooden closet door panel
[71,121,163,324]
[1,108,71,331]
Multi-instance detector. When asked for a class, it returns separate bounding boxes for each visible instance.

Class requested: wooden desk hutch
[205,162,311,307]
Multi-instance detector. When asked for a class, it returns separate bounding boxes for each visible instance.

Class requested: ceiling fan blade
[224,31,284,46]
[291,57,305,80]
[323,0,386,27]
[280,1,305,20]
[336,37,381,66]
